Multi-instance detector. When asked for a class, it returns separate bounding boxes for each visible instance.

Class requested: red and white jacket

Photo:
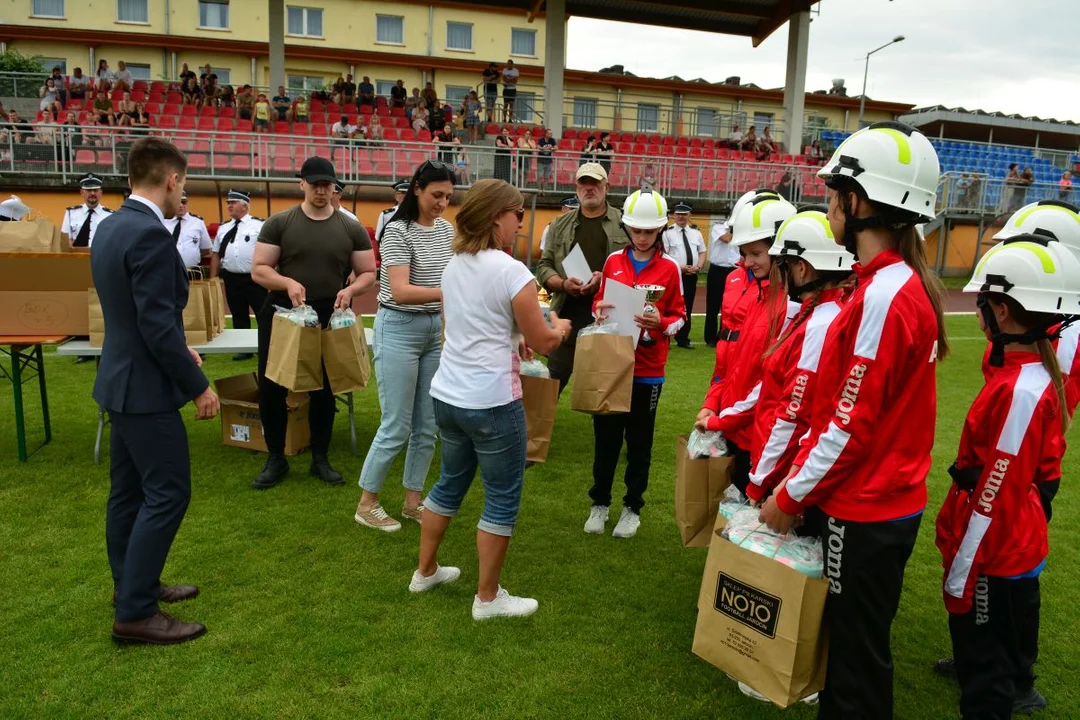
[745,288,847,503]
[981,321,1080,416]
[701,287,799,451]
[593,247,686,380]
[710,265,755,384]
[936,352,1059,614]
[774,250,939,522]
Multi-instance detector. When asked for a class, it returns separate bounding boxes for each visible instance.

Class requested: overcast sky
[566,0,1080,121]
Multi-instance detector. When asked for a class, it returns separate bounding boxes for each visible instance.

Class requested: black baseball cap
[298,156,337,184]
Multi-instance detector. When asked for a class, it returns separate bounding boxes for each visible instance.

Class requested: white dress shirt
[662,223,707,269]
[709,221,740,267]
[338,206,360,223]
[164,213,213,267]
[374,204,398,242]
[213,213,264,273]
[62,202,114,247]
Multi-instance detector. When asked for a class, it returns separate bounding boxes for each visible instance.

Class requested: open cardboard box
[215,373,310,455]
[0,251,93,335]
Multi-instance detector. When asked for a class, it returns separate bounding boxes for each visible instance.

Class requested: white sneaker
[611,507,641,538]
[584,505,609,534]
[408,564,461,593]
[471,586,539,620]
[738,682,769,702]
[801,693,819,706]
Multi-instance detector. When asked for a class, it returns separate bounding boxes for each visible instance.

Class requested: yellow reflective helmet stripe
[975,241,1057,277]
[1012,204,1080,229]
[832,126,912,166]
[626,191,640,214]
[653,192,663,216]
[775,212,833,252]
[752,199,781,228]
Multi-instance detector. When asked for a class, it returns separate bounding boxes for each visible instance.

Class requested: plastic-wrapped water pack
[578,320,620,337]
[274,303,320,328]
[519,359,551,378]
[687,428,727,459]
[722,507,824,579]
[329,308,357,329]
[717,484,749,521]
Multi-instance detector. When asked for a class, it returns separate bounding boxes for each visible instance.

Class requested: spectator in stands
[181,76,203,109]
[199,63,213,82]
[434,125,458,164]
[502,59,519,123]
[59,111,82,152]
[390,80,407,110]
[406,87,422,120]
[49,67,67,108]
[291,94,309,126]
[518,130,537,182]
[955,173,972,208]
[775,169,793,200]
[537,127,556,189]
[465,90,482,143]
[965,174,983,210]
[1060,172,1074,201]
[342,74,359,106]
[429,100,446,133]
[237,85,254,120]
[217,84,235,109]
[807,138,824,164]
[331,115,357,158]
[114,91,136,127]
[113,61,133,93]
[580,133,597,164]
[739,126,757,152]
[203,74,220,106]
[455,145,471,185]
[639,161,657,190]
[331,75,346,103]
[0,110,28,145]
[93,86,115,126]
[357,76,375,108]
[594,131,614,173]
[179,63,196,84]
[96,59,113,91]
[39,78,62,120]
[494,127,513,182]
[272,86,291,122]
[412,103,429,134]
[253,93,272,133]
[483,62,500,123]
[367,110,384,142]
[727,123,742,149]
[1019,166,1035,203]
[757,126,775,160]
[422,82,438,110]
[68,67,89,103]
[33,113,57,145]
[129,102,150,133]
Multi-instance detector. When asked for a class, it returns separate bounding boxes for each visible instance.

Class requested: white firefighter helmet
[965,235,1080,315]
[770,210,855,271]
[731,195,798,247]
[993,200,1080,262]
[621,188,669,230]
[818,121,940,222]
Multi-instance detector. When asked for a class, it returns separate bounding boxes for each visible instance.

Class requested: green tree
[0,51,47,98]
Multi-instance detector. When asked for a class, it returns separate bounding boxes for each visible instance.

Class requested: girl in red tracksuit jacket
[710,263,753,384]
[586,198,686,539]
[937,298,1068,719]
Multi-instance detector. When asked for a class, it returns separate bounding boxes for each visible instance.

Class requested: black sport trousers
[817,513,921,720]
[676,274,697,345]
[704,264,734,345]
[257,295,336,457]
[951,575,1040,720]
[220,270,267,331]
[590,382,662,513]
[107,410,191,623]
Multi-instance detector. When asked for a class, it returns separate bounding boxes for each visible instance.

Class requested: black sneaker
[1013,688,1048,715]
[309,455,344,486]
[933,658,957,679]
[232,353,254,361]
[252,454,289,490]
[74,356,94,364]
[677,341,693,349]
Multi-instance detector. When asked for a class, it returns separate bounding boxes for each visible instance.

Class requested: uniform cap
[79,173,103,189]
[227,189,250,203]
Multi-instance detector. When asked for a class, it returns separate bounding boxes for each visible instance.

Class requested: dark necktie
[74,208,93,248]
[217,222,239,260]
[172,217,182,242]
[681,228,694,272]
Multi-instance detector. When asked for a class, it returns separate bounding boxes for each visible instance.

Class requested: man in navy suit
[91,137,220,645]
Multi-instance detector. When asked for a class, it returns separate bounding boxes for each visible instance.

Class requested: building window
[446,22,472,51]
[287,6,323,37]
[375,80,397,99]
[116,0,148,23]
[696,108,718,137]
[376,15,404,45]
[39,57,68,74]
[573,98,597,129]
[32,0,64,18]
[126,63,152,81]
[515,91,535,122]
[510,28,536,57]
[752,111,774,134]
[198,0,229,29]
[210,67,230,85]
[636,103,659,133]
[287,75,324,93]
[444,85,471,107]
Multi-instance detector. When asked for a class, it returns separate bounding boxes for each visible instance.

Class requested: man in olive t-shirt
[250,156,378,490]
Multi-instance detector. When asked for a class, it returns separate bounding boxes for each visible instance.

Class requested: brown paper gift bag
[675,435,734,547]
[209,277,227,334]
[522,375,559,463]
[692,528,829,708]
[0,219,63,252]
[321,322,371,394]
[182,281,212,345]
[569,333,634,415]
[88,288,105,347]
[265,313,324,392]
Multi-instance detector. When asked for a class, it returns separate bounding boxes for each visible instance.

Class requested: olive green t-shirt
[257,205,372,302]
[574,213,610,273]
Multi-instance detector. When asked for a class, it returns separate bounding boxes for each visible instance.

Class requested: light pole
[858,35,905,128]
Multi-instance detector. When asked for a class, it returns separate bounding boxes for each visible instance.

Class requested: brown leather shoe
[112,611,206,645]
[113,583,200,606]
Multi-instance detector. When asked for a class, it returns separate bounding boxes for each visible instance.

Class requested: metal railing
[0,71,53,99]
[936,172,1079,216]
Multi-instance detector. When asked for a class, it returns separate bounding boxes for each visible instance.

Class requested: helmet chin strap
[788,275,829,303]
[977,296,1056,367]
[840,214,883,260]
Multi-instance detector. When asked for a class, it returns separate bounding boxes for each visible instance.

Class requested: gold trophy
[637,284,666,345]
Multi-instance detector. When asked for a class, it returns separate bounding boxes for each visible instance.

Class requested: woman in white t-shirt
[409,179,570,620]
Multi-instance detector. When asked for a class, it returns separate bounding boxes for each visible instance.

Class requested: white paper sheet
[562,244,593,284]
[603,279,647,348]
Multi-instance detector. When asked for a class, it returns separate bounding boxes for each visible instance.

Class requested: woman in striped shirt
[354,161,457,532]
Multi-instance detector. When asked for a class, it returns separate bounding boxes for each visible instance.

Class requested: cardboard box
[215,373,310,456]
[0,252,93,335]
[0,219,66,253]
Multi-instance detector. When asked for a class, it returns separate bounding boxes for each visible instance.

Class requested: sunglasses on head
[421,160,457,174]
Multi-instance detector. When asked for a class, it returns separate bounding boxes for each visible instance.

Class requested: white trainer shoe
[611,507,641,538]
[738,682,817,706]
[472,586,539,620]
[584,505,609,534]
[408,564,461,593]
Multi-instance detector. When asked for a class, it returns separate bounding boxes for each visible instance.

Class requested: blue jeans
[424,399,526,537]
[358,307,442,494]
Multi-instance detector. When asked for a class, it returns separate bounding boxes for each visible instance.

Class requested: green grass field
[1,314,1078,719]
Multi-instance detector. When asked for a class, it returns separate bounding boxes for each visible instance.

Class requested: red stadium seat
[177,116,196,130]
[199,105,217,117]
[274,121,290,133]
[219,107,236,119]
[180,105,197,117]
[236,119,253,132]
[197,117,216,131]
[187,154,209,171]
[213,154,230,172]
[215,118,234,131]
[166,92,182,104]
[131,91,146,102]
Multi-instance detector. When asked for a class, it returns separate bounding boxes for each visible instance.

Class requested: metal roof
[471,0,821,46]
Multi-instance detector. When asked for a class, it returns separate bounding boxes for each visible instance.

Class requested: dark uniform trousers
[220,269,267,330]
[257,293,337,456]
[676,273,698,345]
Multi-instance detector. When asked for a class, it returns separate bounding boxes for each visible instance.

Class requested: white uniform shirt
[163,213,213,267]
[338,206,360,223]
[662,223,707,268]
[62,203,114,247]
[539,222,551,252]
[709,221,740,267]
[374,205,397,242]
[213,213,264,273]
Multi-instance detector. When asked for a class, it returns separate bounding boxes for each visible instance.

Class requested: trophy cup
[636,284,666,345]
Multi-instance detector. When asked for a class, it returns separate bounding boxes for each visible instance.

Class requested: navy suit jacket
[91,198,209,414]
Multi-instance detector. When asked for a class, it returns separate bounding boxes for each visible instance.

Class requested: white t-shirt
[502,67,519,88]
[430,249,535,410]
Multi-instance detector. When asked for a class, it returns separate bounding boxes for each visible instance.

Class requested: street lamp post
[858,35,905,128]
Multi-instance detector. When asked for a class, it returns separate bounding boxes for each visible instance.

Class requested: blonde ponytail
[1037,338,1070,432]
